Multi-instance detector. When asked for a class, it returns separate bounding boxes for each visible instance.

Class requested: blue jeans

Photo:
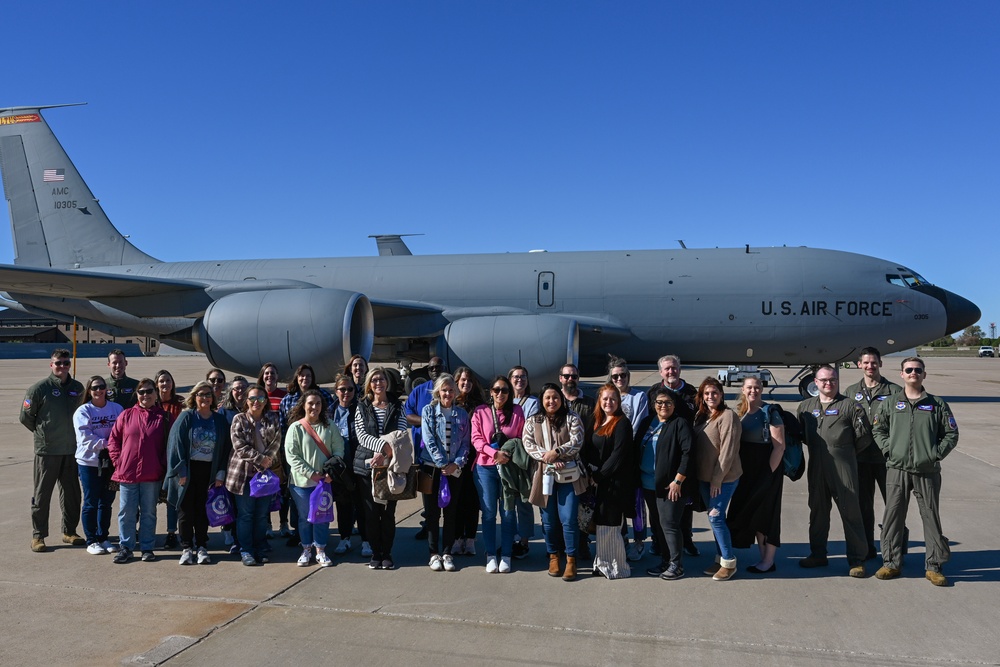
[540,482,579,557]
[700,480,739,563]
[474,465,516,558]
[118,481,159,552]
[290,485,329,549]
[78,464,116,544]
[233,484,272,558]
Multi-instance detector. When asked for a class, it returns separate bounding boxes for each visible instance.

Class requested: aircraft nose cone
[944,290,981,335]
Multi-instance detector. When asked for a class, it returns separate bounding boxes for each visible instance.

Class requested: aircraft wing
[0,263,206,298]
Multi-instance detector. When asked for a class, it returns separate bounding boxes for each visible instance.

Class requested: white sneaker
[196,547,211,564]
[485,557,498,574]
[179,548,195,565]
[499,556,511,573]
[361,541,373,558]
[333,538,351,555]
[442,554,456,572]
[297,547,313,567]
[101,540,116,554]
[465,538,476,556]
[429,554,443,571]
[626,542,645,562]
[86,543,105,555]
[223,530,235,546]
[316,549,332,567]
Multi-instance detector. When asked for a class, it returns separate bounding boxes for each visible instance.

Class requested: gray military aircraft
[0,105,981,395]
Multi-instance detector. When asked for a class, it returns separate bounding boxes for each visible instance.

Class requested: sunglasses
[510,375,526,381]
[336,386,355,392]
[903,367,924,375]
[208,377,226,384]
[90,384,107,391]
[491,386,510,394]
[246,396,268,403]
[560,373,579,380]
[136,388,155,396]
[427,365,444,372]
[53,360,71,367]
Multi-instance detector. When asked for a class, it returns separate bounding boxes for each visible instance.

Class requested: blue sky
[3,1,998,337]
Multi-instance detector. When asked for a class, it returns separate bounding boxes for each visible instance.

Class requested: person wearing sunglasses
[508,365,538,559]
[165,380,233,565]
[451,367,486,556]
[107,378,170,563]
[331,373,366,557]
[226,385,281,566]
[873,358,959,587]
[607,357,649,563]
[20,349,86,553]
[795,365,872,578]
[73,375,125,555]
[471,375,524,573]
[558,364,594,426]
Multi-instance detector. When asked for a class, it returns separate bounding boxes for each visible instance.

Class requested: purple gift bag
[438,475,451,508]
[308,481,335,524]
[206,485,235,527]
[633,487,645,532]
[249,470,280,498]
[269,493,282,512]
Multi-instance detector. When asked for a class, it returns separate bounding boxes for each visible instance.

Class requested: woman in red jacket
[107,378,170,564]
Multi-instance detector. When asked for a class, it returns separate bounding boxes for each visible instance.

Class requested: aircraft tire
[798,374,819,399]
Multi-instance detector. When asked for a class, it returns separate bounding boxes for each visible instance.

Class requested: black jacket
[635,413,696,499]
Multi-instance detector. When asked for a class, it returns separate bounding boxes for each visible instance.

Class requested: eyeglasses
[611,373,628,381]
[654,400,674,407]
[903,367,924,375]
[336,386,354,392]
[560,373,579,380]
[246,396,268,403]
[208,377,226,384]
[53,360,71,367]
[510,375,526,381]
[491,386,510,394]
[136,388,155,396]
[90,384,107,391]
[371,377,386,384]
[815,378,837,384]
[196,392,214,398]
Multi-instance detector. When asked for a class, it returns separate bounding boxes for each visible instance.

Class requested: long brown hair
[593,382,624,437]
[695,377,728,425]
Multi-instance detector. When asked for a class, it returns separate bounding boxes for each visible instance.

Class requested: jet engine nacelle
[437,315,579,384]
[193,288,374,383]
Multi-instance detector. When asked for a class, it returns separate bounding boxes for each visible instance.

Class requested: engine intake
[193,288,373,383]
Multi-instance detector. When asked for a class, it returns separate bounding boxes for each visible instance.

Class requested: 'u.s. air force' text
[762,300,894,317]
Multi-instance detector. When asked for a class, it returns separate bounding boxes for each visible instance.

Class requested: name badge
[917,404,934,412]
[824,408,839,416]
[876,396,886,401]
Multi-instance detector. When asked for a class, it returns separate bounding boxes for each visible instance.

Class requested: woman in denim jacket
[419,374,471,572]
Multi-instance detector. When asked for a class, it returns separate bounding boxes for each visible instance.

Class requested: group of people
[20,346,958,586]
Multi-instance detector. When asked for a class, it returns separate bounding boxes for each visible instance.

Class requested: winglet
[368,234,422,256]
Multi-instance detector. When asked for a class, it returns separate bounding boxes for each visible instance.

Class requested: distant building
[0,309,158,355]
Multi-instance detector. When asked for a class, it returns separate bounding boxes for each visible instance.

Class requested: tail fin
[0,105,158,268]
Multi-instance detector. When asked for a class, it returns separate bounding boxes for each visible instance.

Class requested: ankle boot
[548,553,562,577]
[563,556,577,581]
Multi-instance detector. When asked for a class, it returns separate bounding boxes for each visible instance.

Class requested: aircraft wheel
[798,374,819,399]
[405,367,430,394]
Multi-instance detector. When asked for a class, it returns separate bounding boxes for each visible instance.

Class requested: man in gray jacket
[19,349,86,552]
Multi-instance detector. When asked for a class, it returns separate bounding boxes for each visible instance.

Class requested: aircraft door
[538,271,554,307]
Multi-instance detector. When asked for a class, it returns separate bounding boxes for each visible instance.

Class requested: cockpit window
[886,273,931,288]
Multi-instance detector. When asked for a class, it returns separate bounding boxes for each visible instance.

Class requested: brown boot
[548,553,562,577]
[563,556,577,581]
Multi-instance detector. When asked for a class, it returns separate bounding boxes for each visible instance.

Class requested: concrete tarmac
[1,356,997,666]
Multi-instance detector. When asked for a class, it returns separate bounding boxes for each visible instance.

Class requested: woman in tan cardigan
[693,377,742,581]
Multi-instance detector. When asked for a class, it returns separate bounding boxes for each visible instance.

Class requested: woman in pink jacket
[107,378,170,564]
[470,375,525,574]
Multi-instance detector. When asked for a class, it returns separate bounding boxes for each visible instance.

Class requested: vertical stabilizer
[0,105,158,268]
